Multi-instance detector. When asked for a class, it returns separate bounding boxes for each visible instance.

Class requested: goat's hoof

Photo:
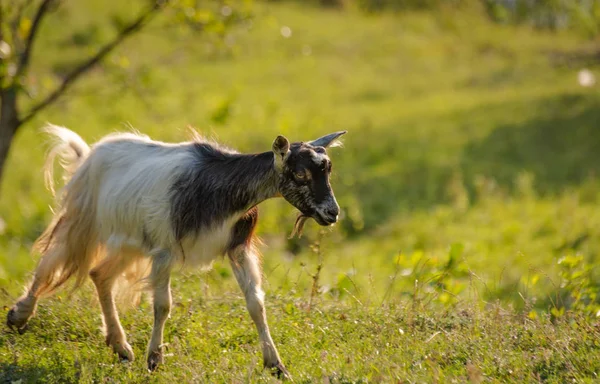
[6,308,29,333]
[17,323,29,335]
[147,350,163,372]
[111,342,135,362]
[266,361,291,380]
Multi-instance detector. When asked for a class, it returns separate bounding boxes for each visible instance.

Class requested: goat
[6,125,346,377]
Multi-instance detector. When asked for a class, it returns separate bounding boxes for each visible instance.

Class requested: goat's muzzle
[316,206,339,225]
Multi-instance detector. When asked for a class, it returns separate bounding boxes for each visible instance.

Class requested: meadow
[1,1,600,382]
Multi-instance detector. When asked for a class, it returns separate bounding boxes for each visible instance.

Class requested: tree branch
[0,2,4,87]
[20,0,166,125]
[0,1,4,43]
[14,0,53,80]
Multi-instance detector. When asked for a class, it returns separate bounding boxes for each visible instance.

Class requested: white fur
[45,130,235,266]
[89,136,190,255]
[181,214,242,268]
[43,124,91,195]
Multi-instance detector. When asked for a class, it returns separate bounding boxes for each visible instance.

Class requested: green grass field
[2,1,600,382]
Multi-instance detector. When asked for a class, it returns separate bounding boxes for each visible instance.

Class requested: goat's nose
[325,207,339,220]
[325,207,338,216]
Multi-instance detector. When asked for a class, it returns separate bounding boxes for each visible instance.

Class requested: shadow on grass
[343,92,600,232]
[0,363,59,384]
[462,92,600,195]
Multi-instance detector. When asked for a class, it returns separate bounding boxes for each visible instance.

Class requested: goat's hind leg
[7,274,44,333]
[89,248,137,361]
[7,243,69,332]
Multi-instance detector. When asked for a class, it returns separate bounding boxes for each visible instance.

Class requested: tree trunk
[0,88,22,192]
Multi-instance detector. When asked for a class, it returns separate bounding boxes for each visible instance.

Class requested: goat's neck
[229,151,279,211]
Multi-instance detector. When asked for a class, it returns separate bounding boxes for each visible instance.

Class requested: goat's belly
[180,223,234,268]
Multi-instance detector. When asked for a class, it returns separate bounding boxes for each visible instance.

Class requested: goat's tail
[43,124,91,197]
[31,125,99,296]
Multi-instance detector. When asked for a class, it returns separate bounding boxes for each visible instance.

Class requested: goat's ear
[308,130,347,148]
[272,135,290,169]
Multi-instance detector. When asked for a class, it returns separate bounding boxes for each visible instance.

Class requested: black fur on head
[272,131,346,226]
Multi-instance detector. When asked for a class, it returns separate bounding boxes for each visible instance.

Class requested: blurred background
[1,0,600,316]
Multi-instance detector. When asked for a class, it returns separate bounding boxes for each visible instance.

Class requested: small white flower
[0,41,10,59]
[280,26,292,38]
[221,6,232,17]
[578,69,595,87]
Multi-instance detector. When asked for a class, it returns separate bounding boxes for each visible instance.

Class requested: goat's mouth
[288,212,335,238]
[314,211,337,226]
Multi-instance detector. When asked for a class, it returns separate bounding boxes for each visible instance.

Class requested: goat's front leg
[228,245,289,379]
[147,250,173,371]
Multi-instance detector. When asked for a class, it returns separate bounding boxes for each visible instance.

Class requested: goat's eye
[294,172,306,180]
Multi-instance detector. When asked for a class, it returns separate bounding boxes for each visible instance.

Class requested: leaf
[118,56,130,69]
[530,274,539,286]
[336,273,354,294]
[551,307,564,318]
[447,242,464,269]
[528,310,537,320]
[19,18,32,40]
[195,9,214,24]
[283,302,295,315]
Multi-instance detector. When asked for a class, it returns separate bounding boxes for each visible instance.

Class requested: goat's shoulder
[187,137,239,163]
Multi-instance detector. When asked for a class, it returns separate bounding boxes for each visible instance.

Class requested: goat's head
[272,131,346,234]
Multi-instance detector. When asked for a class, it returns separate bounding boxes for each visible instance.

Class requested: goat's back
[71,134,196,251]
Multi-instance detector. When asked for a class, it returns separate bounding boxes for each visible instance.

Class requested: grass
[2,0,600,382]
[2,288,600,383]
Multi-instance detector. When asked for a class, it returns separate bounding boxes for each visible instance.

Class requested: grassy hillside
[1,1,600,382]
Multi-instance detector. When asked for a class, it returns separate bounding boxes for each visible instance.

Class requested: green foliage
[390,245,469,307]
[354,0,444,12]
[555,254,600,317]
[483,0,600,37]
[168,0,254,35]
[293,0,600,37]
[1,0,598,311]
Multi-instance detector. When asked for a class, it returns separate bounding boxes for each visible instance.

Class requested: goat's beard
[289,213,309,239]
